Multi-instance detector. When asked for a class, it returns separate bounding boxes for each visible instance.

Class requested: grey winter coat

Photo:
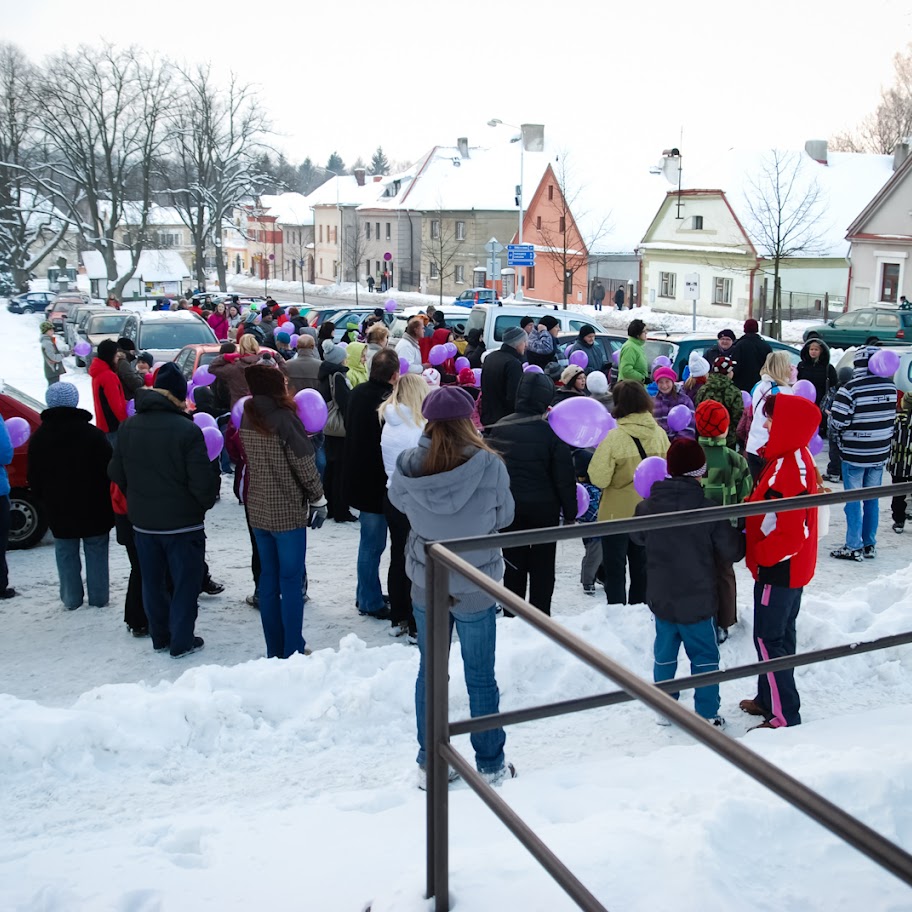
[389,438,515,613]
[41,334,66,383]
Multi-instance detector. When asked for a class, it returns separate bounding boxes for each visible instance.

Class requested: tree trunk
[215,247,227,292]
[194,234,206,288]
[771,263,782,341]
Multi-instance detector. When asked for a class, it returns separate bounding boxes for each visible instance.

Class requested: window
[854,311,874,327]
[375,222,380,239]
[455,265,465,283]
[429,261,439,279]
[659,271,676,298]
[366,223,371,240]
[385,222,391,240]
[365,260,370,277]
[376,260,381,275]
[319,257,323,274]
[691,216,704,230]
[548,185,554,201]
[319,225,323,243]
[536,215,542,230]
[833,312,856,326]
[156,231,179,247]
[527,265,535,288]
[876,312,900,328]
[431,220,440,240]
[333,260,338,278]
[332,227,337,243]
[881,263,900,302]
[712,276,732,305]
[455,220,465,240]
[559,216,566,232]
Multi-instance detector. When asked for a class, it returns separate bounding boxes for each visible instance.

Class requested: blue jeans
[312,433,326,483]
[54,534,110,609]
[134,529,205,654]
[413,602,505,774]
[252,526,307,658]
[842,462,884,549]
[356,510,388,614]
[653,616,720,719]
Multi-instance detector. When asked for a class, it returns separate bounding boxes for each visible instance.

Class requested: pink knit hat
[653,366,677,383]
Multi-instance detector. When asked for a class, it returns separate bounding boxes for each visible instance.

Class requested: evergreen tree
[326,151,346,174]
[351,156,367,172]
[369,145,390,175]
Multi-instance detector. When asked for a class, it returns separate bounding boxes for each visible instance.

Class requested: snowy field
[1,304,911,911]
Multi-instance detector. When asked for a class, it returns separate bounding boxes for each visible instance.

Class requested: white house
[81,250,191,299]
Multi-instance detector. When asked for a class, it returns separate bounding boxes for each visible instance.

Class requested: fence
[757,287,843,327]
[423,481,912,912]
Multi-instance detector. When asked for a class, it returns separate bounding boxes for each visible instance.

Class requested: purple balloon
[428,344,448,366]
[289,333,299,348]
[793,379,816,402]
[73,341,91,358]
[471,368,482,386]
[186,384,195,405]
[523,363,544,374]
[294,388,328,433]
[399,357,410,375]
[193,412,217,431]
[444,342,458,358]
[612,350,620,365]
[338,341,348,350]
[808,434,824,456]
[575,483,590,519]
[741,389,752,408]
[454,356,470,372]
[385,299,396,313]
[279,322,295,336]
[548,398,613,448]
[869,349,900,378]
[193,365,215,387]
[667,404,692,433]
[6,416,30,448]
[633,456,668,499]
[201,426,224,461]
[231,395,251,429]
[569,350,588,369]
[653,355,672,369]
[126,399,136,417]
[604,413,617,431]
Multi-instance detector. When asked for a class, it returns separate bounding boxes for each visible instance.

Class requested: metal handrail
[424,480,912,911]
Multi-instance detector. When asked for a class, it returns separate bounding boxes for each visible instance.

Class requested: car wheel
[8,489,47,550]
[22,306,34,315]
[864,336,880,346]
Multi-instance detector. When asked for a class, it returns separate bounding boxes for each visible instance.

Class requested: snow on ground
[1,303,910,910]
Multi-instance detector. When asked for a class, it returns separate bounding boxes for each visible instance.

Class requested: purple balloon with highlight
[231,395,251,429]
[73,341,91,358]
[385,299,396,313]
[653,355,672,370]
[633,456,668,499]
[575,483,590,519]
[428,345,447,366]
[455,356,470,372]
[808,434,825,456]
[399,357,410,375]
[741,389,752,408]
[279,322,295,336]
[612,350,620,365]
[294,388,328,433]
[667,404,692,433]
[869,349,900,378]
[193,365,215,387]
[6,416,30,448]
[193,412,217,431]
[289,334,299,348]
[444,342,458,358]
[793,379,816,402]
[201,426,224,461]
[569,350,588,369]
[126,399,136,417]
[523,363,544,374]
[547,397,613,448]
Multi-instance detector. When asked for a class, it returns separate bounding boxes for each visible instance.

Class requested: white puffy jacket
[746,375,793,456]
[381,403,425,488]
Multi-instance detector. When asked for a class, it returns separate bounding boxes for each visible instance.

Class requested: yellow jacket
[588,412,669,520]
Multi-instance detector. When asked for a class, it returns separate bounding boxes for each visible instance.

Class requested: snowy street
[1,305,912,911]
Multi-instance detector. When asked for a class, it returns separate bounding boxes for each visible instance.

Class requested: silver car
[119,310,218,363]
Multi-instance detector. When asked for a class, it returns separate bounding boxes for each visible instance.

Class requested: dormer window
[691,216,703,230]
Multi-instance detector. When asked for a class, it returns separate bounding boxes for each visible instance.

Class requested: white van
[390,305,472,339]
[465,303,594,352]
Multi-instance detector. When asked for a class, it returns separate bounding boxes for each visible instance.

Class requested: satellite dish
[661,154,682,187]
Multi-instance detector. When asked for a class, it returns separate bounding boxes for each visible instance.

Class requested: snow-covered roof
[638,240,755,256]
[306,175,386,210]
[81,250,191,282]
[258,193,313,226]
[117,203,185,227]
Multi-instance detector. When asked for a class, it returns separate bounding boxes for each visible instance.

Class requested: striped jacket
[828,348,896,466]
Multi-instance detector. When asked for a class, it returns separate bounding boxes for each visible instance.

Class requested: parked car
[0,386,48,549]
[325,308,395,341]
[465,303,594,354]
[664,333,801,379]
[76,311,133,366]
[45,293,90,332]
[834,343,912,394]
[173,343,223,381]
[554,332,677,375]
[390,305,472,339]
[7,291,55,315]
[118,310,218,362]
[803,307,912,346]
[65,304,108,348]
[304,305,345,328]
[453,287,502,308]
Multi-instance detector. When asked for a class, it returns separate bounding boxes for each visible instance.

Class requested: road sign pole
[517,141,524,301]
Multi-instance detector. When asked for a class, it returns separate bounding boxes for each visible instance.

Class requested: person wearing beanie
[114,337,144,401]
[489,373,577,616]
[389,384,516,788]
[682,351,711,404]
[272,331,294,361]
[695,399,753,641]
[566,323,608,376]
[317,336,354,523]
[421,367,441,387]
[40,321,67,385]
[572,447,603,595]
[109,357,219,658]
[28,382,114,612]
[652,365,695,442]
[526,314,561,370]
[617,319,648,383]
[89,338,128,443]
[730,319,772,392]
[519,315,535,333]
[695,355,743,449]
[239,364,326,659]
[703,328,738,367]
[480,325,527,428]
[632,438,744,728]
[456,367,480,403]
[553,364,588,405]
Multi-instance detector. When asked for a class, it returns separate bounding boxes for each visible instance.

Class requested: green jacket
[698,435,753,511]
[618,337,648,383]
[695,374,744,448]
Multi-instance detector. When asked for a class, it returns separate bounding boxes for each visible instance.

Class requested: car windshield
[139,323,216,349]
[87,314,129,334]
[466,308,486,335]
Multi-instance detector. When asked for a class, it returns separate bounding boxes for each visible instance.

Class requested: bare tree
[164,65,270,291]
[283,227,313,304]
[743,149,829,339]
[536,155,610,309]
[424,209,460,306]
[343,220,369,305]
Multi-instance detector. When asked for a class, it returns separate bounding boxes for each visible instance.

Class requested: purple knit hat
[421,386,475,422]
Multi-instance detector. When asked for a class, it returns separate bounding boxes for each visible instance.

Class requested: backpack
[526,327,555,356]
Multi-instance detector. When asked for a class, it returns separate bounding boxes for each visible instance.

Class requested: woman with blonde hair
[380,373,430,639]
[745,350,794,479]
[210,332,287,405]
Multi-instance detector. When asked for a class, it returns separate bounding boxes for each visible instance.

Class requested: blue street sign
[507,243,535,267]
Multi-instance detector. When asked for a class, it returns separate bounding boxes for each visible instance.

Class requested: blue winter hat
[46,382,79,409]
[276,331,291,344]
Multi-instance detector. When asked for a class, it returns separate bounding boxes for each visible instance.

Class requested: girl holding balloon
[651,366,695,441]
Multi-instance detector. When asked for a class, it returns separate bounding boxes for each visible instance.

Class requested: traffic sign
[507,243,535,267]
[484,237,504,254]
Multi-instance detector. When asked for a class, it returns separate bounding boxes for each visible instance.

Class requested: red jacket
[745,394,821,588]
[89,357,128,433]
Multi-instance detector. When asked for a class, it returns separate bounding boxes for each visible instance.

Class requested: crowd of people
[7,301,909,785]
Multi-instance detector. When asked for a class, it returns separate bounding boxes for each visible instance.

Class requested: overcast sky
[6,0,912,173]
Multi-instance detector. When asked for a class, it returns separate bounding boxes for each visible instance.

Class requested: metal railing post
[425,552,451,910]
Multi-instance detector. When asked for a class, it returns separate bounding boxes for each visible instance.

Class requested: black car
[7,291,55,314]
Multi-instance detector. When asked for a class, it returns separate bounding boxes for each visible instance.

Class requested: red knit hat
[695,399,730,437]
[457,367,476,386]
[666,438,707,477]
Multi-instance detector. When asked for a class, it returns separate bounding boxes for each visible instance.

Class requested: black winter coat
[480,344,524,428]
[342,378,393,513]
[27,407,114,539]
[108,389,219,532]
[797,339,838,406]
[631,476,745,624]
[488,373,577,520]
[730,332,773,392]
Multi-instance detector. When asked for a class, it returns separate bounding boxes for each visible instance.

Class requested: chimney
[373,174,383,182]
[354,168,366,187]
[457,137,469,159]
[804,139,828,165]
[893,138,911,171]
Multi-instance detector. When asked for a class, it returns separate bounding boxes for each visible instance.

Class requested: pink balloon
[808,434,824,456]
[231,395,251,429]
[294,388,328,433]
[201,426,223,461]
[126,399,136,417]
[428,344,448,366]
[575,483,590,519]
[569,350,588,369]
[454,356,470,372]
[869,349,900,378]
[547,398,613,448]
[6,416,30,448]
[193,412,217,430]
[73,341,91,358]
[193,365,215,387]
[667,404,692,433]
[523,363,544,373]
[793,379,816,402]
[399,357,410,375]
[741,389,752,408]
[633,456,668,499]
[471,368,482,386]
[385,299,396,313]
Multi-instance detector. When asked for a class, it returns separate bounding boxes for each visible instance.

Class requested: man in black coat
[488,372,576,615]
[28,382,114,610]
[702,328,737,369]
[109,363,219,657]
[730,319,772,392]
[342,348,399,618]
[480,326,527,429]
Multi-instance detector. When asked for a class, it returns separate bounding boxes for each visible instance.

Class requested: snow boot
[739,698,769,717]
[830,546,864,562]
